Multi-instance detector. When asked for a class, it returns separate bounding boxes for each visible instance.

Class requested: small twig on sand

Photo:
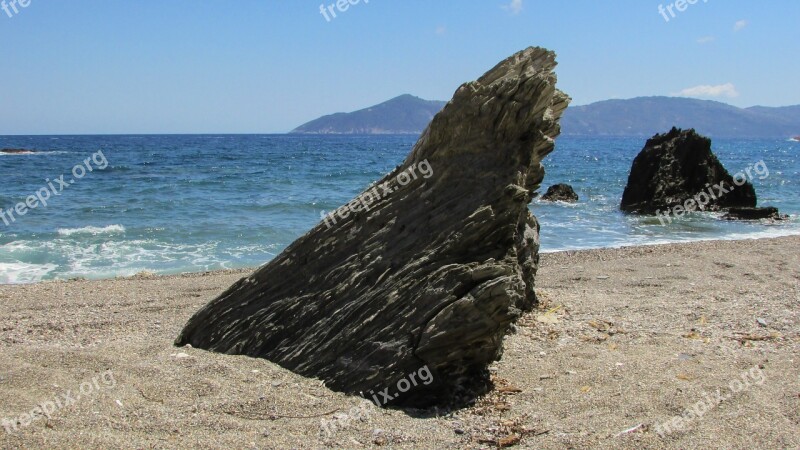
[224,408,341,421]
[727,333,779,344]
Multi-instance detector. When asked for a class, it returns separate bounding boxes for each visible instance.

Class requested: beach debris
[497,434,521,447]
[175,47,570,407]
[581,334,608,343]
[615,423,646,437]
[476,415,545,447]
[587,319,625,336]
[472,376,517,415]
[756,318,768,327]
[541,183,579,202]
[536,305,562,324]
[372,429,387,446]
[620,127,757,214]
[729,332,780,344]
[683,330,702,340]
[494,377,523,396]
[596,275,610,280]
[497,385,523,394]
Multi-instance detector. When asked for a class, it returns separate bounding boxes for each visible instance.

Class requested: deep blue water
[1,134,798,283]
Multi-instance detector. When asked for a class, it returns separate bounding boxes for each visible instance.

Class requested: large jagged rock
[620,127,757,214]
[176,47,570,407]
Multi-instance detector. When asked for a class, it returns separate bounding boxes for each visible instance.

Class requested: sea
[1,134,798,284]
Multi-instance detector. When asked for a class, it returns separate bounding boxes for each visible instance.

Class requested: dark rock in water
[176,47,570,407]
[723,207,786,221]
[541,183,578,202]
[620,127,757,214]
[0,148,36,154]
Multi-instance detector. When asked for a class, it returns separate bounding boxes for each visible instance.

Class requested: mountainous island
[561,97,800,138]
[290,94,446,135]
[291,95,800,138]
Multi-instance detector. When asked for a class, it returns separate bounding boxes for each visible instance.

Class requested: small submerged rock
[541,183,578,203]
[723,207,787,221]
[0,148,36,155]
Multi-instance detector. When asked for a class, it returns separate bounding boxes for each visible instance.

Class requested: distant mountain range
[290,95,800,139]
[561,97,800,138]
[290,95,446,135]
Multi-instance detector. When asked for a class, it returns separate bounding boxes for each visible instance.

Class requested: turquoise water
[1,135,798,283]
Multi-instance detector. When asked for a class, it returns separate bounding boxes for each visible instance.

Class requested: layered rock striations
[176,47,570,406]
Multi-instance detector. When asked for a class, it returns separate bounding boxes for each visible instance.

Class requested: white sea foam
[43,239,225,279]
[57,225,126,236]
[542,225,800,253]
[0,151,68,156]
[0,262,57,284]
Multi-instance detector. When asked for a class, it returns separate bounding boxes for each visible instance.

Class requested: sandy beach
[1,236,798,449]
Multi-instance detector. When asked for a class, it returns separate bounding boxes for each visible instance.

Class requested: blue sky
[1,0,798,134]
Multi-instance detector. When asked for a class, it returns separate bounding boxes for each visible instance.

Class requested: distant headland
[291,95,800,139]
[289,94,446,135]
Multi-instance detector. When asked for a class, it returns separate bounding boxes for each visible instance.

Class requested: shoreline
[4,232,799,286]
[1,236,798,448]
